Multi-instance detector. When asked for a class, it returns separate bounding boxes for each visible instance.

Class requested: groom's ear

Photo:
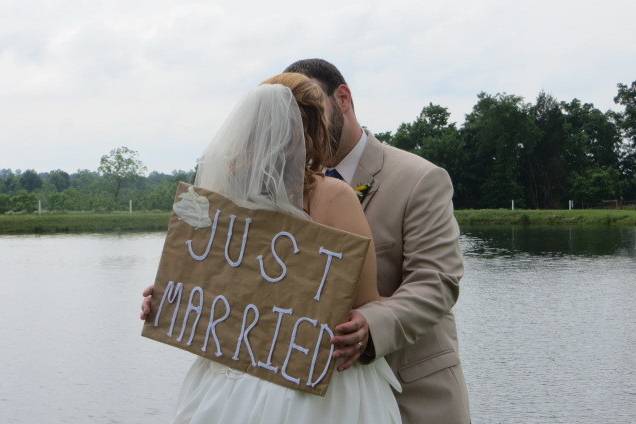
[334,84,354,114]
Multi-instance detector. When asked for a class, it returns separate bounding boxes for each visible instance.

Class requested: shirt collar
[333,130,368,185]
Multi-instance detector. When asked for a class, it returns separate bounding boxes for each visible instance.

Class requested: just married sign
[142,182,370,396]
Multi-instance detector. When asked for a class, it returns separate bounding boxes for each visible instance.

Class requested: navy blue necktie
[325,168,344,181]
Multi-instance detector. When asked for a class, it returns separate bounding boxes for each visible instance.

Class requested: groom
[284,59,470,423]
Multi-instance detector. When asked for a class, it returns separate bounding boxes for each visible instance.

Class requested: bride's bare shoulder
[312,174,358,203]
[309,175,362,227]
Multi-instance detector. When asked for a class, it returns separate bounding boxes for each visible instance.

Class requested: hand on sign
[331,310,369,372]
[139,284,154,320]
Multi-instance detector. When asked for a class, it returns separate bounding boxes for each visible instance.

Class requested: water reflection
[461,225,636,258]
[456,225,636,423]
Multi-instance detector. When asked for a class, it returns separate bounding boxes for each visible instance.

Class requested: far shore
[0,211,170,235]
[454,209,636,226]
[1,209,635,235]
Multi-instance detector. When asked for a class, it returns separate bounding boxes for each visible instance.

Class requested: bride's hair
[262,72,331,196]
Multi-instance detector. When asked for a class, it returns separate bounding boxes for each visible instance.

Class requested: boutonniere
[354,179,374,203]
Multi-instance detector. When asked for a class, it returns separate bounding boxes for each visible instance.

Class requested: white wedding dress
[171,356,401,424]
[170,83,402,424]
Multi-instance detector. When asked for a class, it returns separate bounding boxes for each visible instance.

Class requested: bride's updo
[262,73,331,195]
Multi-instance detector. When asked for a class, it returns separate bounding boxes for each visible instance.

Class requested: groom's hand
[331,310,369,371]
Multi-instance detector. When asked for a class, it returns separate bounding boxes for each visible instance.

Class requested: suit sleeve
[357,165,463,359]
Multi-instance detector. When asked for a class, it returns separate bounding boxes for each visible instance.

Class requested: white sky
[1,0,635,173]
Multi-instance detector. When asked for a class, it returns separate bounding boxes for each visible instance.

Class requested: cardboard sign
[142,182,370,396]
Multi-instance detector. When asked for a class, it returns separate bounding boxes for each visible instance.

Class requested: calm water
[1,226,635,423]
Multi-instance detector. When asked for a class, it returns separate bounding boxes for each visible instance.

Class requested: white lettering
[201,295,231,357]
[232,303,260,366]
[281,316,317,385]
[186,209,222,261]
[153,281,184,338]
[224,215,252,267]
[314,247,343,301]
[257,231,300,283]
[257,306,293,373]
[306,323,335,387]
[177,286,204,345]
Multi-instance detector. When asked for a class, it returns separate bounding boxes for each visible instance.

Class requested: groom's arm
[357,165,463,360]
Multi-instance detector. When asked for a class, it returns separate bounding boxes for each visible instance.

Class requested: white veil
[194,84,308,219]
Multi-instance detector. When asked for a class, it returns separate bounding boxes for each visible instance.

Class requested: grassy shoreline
[0,212,171,235]
[0,209,635,235]
[454,209,636,226]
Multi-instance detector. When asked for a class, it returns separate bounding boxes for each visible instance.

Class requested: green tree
[523,92,569,209]
[61,188,83,211]
[89,192,117,212]
[613,80,636,198]
[98,146,147,202]
[48,169,71,192]
[614,81,636,144]
[10,191,38,212]
[390,103,454,156]
[385,103,468,204]
[19,169,43,192]
[70,169,103,192]
[0,194,10,213]
[0,169,19,194]
[374,131,393,143]
[146,180,179,210]
[172,169,196,184]
[47,192,65,211]
[570,167,620,207]
[561,99,621,170]
[461,93,536,208]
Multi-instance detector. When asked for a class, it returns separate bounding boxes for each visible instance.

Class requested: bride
[140,72,402,423]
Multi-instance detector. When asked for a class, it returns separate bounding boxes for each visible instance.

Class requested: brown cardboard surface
[141,182,370,396]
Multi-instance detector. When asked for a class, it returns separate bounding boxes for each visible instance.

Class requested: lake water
[1,226,634,423]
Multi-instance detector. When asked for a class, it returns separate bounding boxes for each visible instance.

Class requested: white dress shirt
[330,130,368,185]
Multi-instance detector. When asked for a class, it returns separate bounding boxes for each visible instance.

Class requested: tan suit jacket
[354,131,470,424]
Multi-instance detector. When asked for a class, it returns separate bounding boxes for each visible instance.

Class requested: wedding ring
[357,341,364,350]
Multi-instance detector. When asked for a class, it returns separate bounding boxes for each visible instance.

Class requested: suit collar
[352,129,384,185]
[351,129,384,209]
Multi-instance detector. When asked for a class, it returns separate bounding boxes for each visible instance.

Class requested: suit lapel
[351,130,384,211]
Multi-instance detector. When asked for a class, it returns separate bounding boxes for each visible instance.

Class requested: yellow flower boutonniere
[354,180,373,204]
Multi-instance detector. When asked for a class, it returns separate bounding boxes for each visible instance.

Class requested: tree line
[0,147,195,213]
[1,81,634,213]
[377,80,636,209]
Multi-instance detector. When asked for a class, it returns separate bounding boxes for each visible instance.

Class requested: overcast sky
[1,0,635,173]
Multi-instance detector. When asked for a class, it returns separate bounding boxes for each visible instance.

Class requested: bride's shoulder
[313,174,358,202]
[310,175,361,226]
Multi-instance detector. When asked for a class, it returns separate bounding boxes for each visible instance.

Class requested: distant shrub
[0,194,9,213]
[48,192,64,211]
[10,192,38,213]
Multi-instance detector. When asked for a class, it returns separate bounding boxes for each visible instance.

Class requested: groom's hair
[284,59,347,96]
